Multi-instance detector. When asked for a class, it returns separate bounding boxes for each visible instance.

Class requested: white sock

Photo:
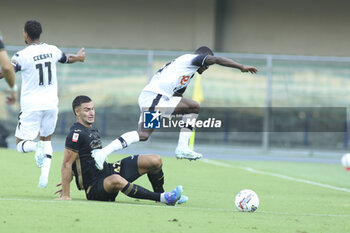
[121,131,140,146]
[101,140,122,156]
[100,131,140,157]
[17,140,36,153]
[41,141,53,178]
[182,113,198,127]
[160,193,166,203]
[43,141,53,156]
[177,114,198,149]
[41,157,51,178]
[177,128,192,149]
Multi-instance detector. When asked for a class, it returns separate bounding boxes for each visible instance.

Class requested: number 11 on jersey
[35,62,52,85]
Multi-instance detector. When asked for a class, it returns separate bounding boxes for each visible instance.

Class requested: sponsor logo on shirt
[72,133,79,142]
[180,75,190,85]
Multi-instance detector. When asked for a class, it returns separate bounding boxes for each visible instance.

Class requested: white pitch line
[0,197,233,212]
[201,158,232,167]
[200,158,350,193]
[0,197,349,217]
[244,167,350,193]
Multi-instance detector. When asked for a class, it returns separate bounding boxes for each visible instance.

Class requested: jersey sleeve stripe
[58,52,69,63]
[191,54,208,67]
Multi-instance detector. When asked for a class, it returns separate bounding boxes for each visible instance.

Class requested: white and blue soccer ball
[235,189,259,212]
[341,153,350,170]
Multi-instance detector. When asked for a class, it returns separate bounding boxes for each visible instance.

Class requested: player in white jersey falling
[10,20,85,188]
[92,46,258,168]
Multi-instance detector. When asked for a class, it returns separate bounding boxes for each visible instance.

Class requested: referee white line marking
[201,158,350,193]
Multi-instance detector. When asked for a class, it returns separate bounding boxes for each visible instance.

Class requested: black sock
[122,182,160,202]
[147,170,164,193]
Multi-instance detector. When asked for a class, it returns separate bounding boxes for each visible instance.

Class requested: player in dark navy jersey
[64,121,104,191]
[55,95,186,205]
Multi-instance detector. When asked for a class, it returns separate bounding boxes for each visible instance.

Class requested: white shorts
[138,91,181,123]
[15,108,59,140]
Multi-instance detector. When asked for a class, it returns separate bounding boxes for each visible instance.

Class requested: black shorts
[86,155,141,202]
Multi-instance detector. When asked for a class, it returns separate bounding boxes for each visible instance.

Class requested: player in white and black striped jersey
[92,46,258,168]
[11,20,85,188]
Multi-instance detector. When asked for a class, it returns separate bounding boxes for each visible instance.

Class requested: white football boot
[175,147,203,160]
[91,149,107,170]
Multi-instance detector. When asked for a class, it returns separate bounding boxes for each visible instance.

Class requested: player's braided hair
[72,95,92,115]
[195,46,214,56]
[24,20,42,40]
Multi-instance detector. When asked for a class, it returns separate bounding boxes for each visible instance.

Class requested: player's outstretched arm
[55,148,77,200]
[204,55,258,74]
[67,48,86,63]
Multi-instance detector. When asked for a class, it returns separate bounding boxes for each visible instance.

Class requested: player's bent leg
[138,154,165,193]
[105,174,160,202]
[104,174,128,193]
[15,110,42,155]
[104,174,182,205]
[16,139,37,153]
[172,98,200,115]
[137,154,162,175]
[137,123,153,141]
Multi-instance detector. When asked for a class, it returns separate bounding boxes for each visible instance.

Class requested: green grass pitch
[0,148,349,233]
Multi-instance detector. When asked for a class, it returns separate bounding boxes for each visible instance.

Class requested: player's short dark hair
[195,46,214,56]
[24,20,42,40]
[72,95,92,115]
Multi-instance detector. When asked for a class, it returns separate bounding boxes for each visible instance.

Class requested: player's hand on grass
[54,182,72,200]
[54,182,62,197]
[56,196,72,201]
[241,65,258,74]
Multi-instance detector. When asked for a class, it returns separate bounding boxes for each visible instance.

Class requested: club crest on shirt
[72,133,79,142]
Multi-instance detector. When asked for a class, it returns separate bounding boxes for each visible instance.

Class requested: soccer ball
[341,153,350,171]
[235,189,259,212]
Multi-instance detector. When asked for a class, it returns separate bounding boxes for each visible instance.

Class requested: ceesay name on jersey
[33,53,53,61]
[162,118,222,128]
